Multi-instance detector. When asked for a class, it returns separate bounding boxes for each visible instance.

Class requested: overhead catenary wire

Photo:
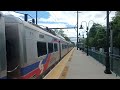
[51,12,63,28]
[63,11,78,33]
[51,11,77,33]
[53,13,75,32]
[51,11,69,35]
[48,11,62,29]
[14,11,77,34]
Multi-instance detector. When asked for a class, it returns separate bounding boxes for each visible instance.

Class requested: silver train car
[0,14,73,79]
[0,12,7,79]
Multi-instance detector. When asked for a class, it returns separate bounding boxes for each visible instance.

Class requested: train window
[62,44,66,49]
[37,42,47,57]
[48,43,53,53]
[62,44,64,49]
[54,43,58,52]
[65,45,67,49]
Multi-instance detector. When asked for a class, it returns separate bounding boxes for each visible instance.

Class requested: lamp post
[77,11,79,50]
[82,34,84,51]
[78,33,81,50]
[76,11,82,50]
[79,20,94,56]
[104,11,112,74]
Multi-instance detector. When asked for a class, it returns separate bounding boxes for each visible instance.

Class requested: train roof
[4,15,72,44]
[4,15,60,39]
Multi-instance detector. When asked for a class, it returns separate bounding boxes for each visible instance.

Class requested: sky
[1,11,116,43]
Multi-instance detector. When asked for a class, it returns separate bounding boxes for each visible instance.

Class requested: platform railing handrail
[110,54,120,58]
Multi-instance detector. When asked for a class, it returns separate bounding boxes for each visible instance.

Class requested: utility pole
[36,11,37,24]
[110,28,113,71]
[76,11,82,50]
[110,24,113,55]
[86,27,89,56]
[111,30,113,54]
[77,11,78,50]
[104,11,112,74]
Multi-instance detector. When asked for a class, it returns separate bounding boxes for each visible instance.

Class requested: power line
[52,12,77,35]
[48,27,77,29]
[51,11,77,34]
[51,11,64,28]
[13,11,25,15]
[66,12,77,33]
[51,12,77,37]
[14,11,34,20]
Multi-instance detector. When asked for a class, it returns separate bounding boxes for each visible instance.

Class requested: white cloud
[39,11,116,29]
[64,29,77,37]
[1,11,116,43]
[38,23,67,28]
[38,11,76,25]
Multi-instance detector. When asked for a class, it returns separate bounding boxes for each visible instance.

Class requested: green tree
[94,27,106,49]
[89,23,100,38]
[110,11,120,50]
[58,29,65,37]
[56,29,71,42]
[71,42,75,47]
[87,23,106,50]
[54,29,59,34]
[64,36,71,41]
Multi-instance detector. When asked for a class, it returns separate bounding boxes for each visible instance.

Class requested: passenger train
[0,12,73,79]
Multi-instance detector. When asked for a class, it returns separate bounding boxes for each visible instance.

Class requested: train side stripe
[21,68,41,79]
[21,61,40,76]
[0,76,7,79]
[21,54,49,76]
[41,54,49,64]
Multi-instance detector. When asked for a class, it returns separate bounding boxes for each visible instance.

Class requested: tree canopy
[84,11,120,52]
[87,23,106,50]
[110,11,120,48]
[55,29,71,42]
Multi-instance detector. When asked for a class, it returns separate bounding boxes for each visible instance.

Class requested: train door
[5,23,21,79]
[59,41,61,60]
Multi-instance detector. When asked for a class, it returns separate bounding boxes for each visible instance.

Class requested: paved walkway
[66,48,120,79]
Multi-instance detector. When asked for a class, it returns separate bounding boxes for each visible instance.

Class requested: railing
[110,54,120,76]
[83,48,120,76]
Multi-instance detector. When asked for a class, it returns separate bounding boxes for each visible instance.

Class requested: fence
[84,48,120,76]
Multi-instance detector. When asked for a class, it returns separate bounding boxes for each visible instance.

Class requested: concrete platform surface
[66,48,120,79]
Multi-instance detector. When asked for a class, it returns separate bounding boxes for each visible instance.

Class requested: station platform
[44,47,120,79]
[66,48,120,79]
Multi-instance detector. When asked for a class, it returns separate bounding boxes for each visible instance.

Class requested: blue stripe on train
[0,76,7,79]
[21,54,49,76]
[21,61,40,76]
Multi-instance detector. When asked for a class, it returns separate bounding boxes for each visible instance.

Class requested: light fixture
[79,25,83,29]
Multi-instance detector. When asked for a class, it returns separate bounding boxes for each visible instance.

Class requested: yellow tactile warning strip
[59,66,69,79]
[43,48,75,79]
